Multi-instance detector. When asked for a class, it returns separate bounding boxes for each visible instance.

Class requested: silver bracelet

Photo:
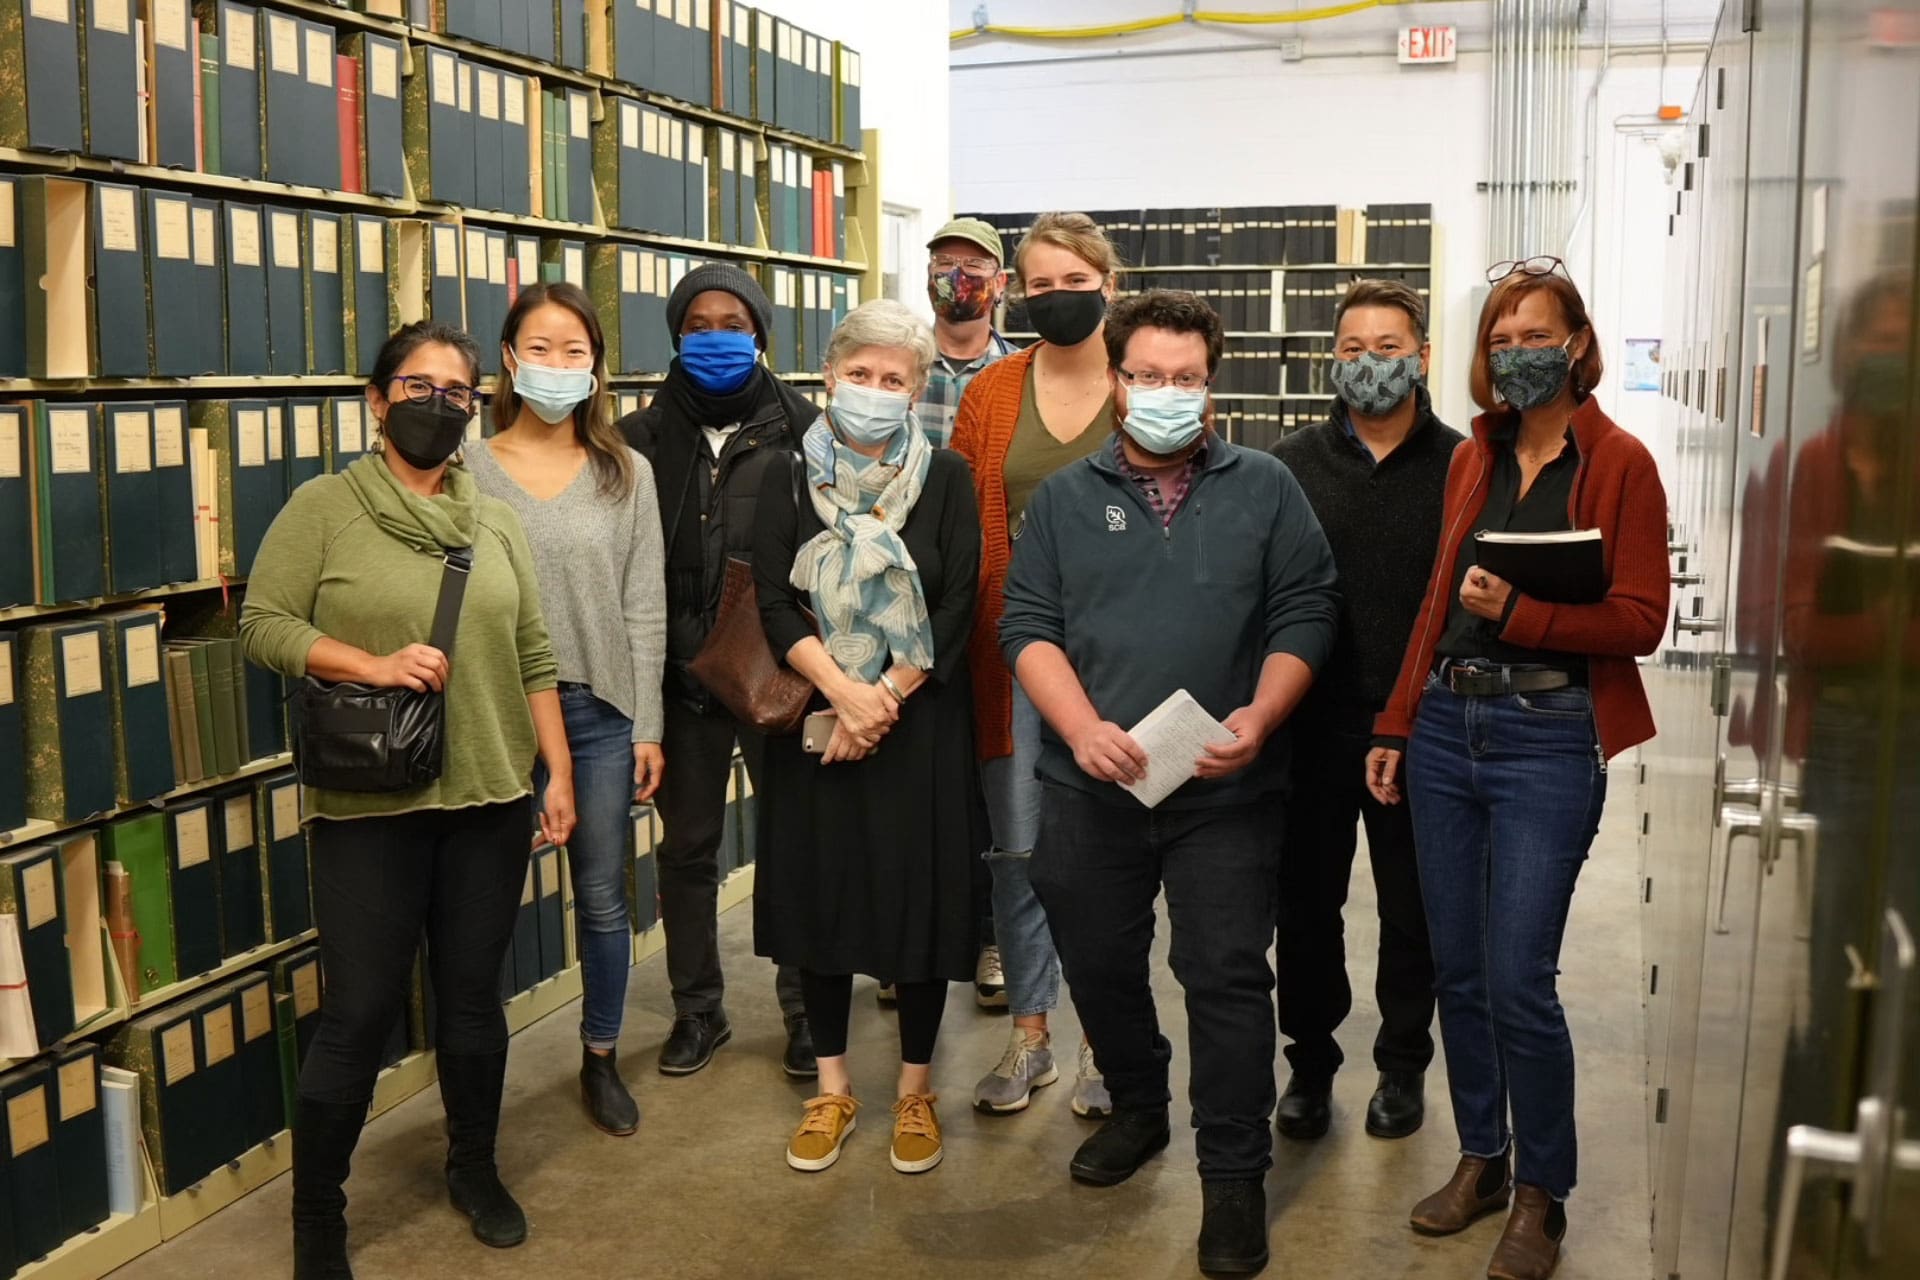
[878,672,907,703]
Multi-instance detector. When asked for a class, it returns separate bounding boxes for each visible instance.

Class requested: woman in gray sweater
[466,283,666,1137]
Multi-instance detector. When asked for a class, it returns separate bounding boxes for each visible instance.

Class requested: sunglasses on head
[1486,255,1569,285]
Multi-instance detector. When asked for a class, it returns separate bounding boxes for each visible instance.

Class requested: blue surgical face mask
[1121,385,1208,456]
[679,329,760,394]
[511,352,597,424]
[828,379,914,446]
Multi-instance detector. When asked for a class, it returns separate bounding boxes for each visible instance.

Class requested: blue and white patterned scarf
[789,415,935,682]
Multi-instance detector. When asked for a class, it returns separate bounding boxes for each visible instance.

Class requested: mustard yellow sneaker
[890,1093,944,1174]
[786,1094,859,1172]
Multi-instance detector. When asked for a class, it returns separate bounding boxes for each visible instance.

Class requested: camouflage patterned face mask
[1329,350,1423,417]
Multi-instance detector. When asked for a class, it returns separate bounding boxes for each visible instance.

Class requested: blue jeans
[1405,679,1607,1201]
[535,683,638,1051]
[980,682,1061,1017]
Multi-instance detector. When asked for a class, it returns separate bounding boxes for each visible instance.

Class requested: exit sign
[1398,25,1457,63]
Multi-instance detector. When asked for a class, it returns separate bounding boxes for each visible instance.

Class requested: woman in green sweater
[241,321,577,1280]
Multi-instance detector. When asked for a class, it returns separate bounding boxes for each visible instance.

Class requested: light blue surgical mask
[1121,385,1207,455]
[828,379,914,446]
[511,353,597,424]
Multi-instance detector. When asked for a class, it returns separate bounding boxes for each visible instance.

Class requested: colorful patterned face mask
[1329,351,1423,417]
[1490,338,1575,410]
[928,266,998,323]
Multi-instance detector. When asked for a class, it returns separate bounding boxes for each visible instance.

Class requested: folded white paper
[1120,689,1237,809]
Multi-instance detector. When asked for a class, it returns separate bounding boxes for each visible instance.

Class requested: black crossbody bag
[291,545,472,792]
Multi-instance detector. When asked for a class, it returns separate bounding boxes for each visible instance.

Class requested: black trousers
[800,972,948,1064]
[656,698,804,1017]
[1277,710,1435,1081]
[1032,781,1279,1181]
[300,798,532,1104]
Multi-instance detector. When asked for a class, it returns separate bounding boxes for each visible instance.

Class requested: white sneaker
[974,945,1008,1009]
[1071,1040,1112,1119]
[973,1027,1059,1113]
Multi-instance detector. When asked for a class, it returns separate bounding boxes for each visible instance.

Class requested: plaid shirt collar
[1113,433,1210,527]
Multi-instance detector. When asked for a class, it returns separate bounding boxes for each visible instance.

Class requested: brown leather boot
[1409,1153,1512,1235]
[1487,1184,1564,1279]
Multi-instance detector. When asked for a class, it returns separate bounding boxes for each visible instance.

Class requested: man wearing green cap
[920,217,1019,452]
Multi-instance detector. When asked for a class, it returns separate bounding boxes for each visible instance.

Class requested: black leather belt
[1438,661,1573,697]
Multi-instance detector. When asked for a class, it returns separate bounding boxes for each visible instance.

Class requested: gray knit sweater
[466,440,666,742]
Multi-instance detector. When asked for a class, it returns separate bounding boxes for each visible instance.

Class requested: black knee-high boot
[437,1050,527,1248]
[291,1096,368,1280]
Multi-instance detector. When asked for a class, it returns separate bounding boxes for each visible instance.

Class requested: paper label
[191,205,216,266]
[224,7,254,69]
[457,64,471,114]
[667,120,682,161]
[564,245,583,287]
[125,623,161,688]
[161,1022,196,1085]
[266,406,284,461]
[237,408,267,467]
[695,0,708,30]
[112,409,151,473]
[304,29,333,87]
[503,76,525,126]
[7,1088,48,1157]
[154,406,185,467]
[155,0,187,48]
[241,984,272,1042]
[57,1057,96,1121]
[224,795,254,850]
[292,962,320,1017]
[90,0,125,34]
[720,130,734,171]
[568,93,588,140]
[621,101,639,151]
[293,404,321,457]
[98,186,138,253]
[516,240,537,283]
[175,808,210,868]
[621,249,638,294]
[463,227,486,275]
[486,234,506,286]
[430,50,456,108]
[718,3,728,39]
[267,13,298,75]
[759,14,773,50]
[688,130,703,165]
[370,40,398,99]
[641,108,658,155]
[740,149,753,182]
[62,629,102,697]
[312,219,338,274]
[229,207,261,268]
[49,407,91,474]
[357,217,383,268]
[0,640,12,706]
[200,1006,235,1065]
[0,181,13,250]
[433,224,457,277]
[0,414,19,480]
[21,859,56,929]
[675,0,691,25]
[335,401,364,453]
[477,69,499,121]
[270,211,299,270]
[271,783,300,841]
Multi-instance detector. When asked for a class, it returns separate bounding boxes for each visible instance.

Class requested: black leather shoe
[1198,1179,1270,1275]
[658,1010,732,1076]
[1069,1107,1172,1186]
[1366,1070,1425,1139]
[1275,1074,1331,1140]
[782,1014,818,1079]
[580,1047,639,1136]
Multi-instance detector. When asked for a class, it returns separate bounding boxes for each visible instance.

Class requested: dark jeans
[1278,709,1435,1080]
[1031,780,1280,1181]
[656,698,803,1018]
[1406,680,1607,1200]
[800,972,948,1064]
[301,798,533,1104]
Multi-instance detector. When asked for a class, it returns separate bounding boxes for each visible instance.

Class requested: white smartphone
[801,710,838,754]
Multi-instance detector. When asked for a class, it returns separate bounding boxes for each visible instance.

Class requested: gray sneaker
[1071,1040,1112,1119]
[973,1028,1059,1113]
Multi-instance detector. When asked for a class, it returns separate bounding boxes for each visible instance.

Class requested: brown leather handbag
[687,556,817,735]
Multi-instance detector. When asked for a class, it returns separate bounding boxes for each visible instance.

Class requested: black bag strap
[428,546,474,661]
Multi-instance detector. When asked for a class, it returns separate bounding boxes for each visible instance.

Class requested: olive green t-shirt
[1002,361,1114,535]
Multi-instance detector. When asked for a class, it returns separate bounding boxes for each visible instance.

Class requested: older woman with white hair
[751,298,983,1176]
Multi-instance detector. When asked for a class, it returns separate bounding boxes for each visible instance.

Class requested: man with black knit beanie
[618,262,820,1079]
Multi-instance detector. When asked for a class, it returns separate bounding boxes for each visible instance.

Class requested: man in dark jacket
[617,263,819,1079]
[1000,291,1338,1275]
[1270,278,1463,1144]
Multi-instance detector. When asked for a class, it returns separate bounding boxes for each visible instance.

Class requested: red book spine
[813,174,831,258]
[337,55,363,195]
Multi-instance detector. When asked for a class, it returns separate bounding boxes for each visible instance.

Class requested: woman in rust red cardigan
[1364,264,1668,1280]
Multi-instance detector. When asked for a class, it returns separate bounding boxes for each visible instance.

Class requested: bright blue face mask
[1121,385,1207,455]
[679,330,760,394]
[511,353,597,424]
[828,379,914,446]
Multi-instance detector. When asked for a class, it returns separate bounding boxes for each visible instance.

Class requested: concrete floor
[113,801,1652,1280]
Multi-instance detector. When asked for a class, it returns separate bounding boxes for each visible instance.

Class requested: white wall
[948,7,1704,448]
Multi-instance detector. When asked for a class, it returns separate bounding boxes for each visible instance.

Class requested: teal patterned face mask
[1490,339,1574,410]
[1329,351,1422,417]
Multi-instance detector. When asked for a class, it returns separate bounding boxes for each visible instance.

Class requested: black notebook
[1473,529,1607,603]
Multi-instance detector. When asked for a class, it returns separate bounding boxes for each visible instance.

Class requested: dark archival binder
[1472,529,1606,604]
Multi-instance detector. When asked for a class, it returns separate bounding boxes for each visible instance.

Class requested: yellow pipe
[951,0,1405,42]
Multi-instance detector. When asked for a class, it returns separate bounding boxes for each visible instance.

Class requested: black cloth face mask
[1026,287,1107,347]
[381,397,470,469]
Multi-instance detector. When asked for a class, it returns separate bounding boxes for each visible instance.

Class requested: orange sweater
[951,345,1042,761]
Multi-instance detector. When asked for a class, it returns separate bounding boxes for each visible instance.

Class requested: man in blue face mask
[998,289,1339,1275]
[616,262,822,1083]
